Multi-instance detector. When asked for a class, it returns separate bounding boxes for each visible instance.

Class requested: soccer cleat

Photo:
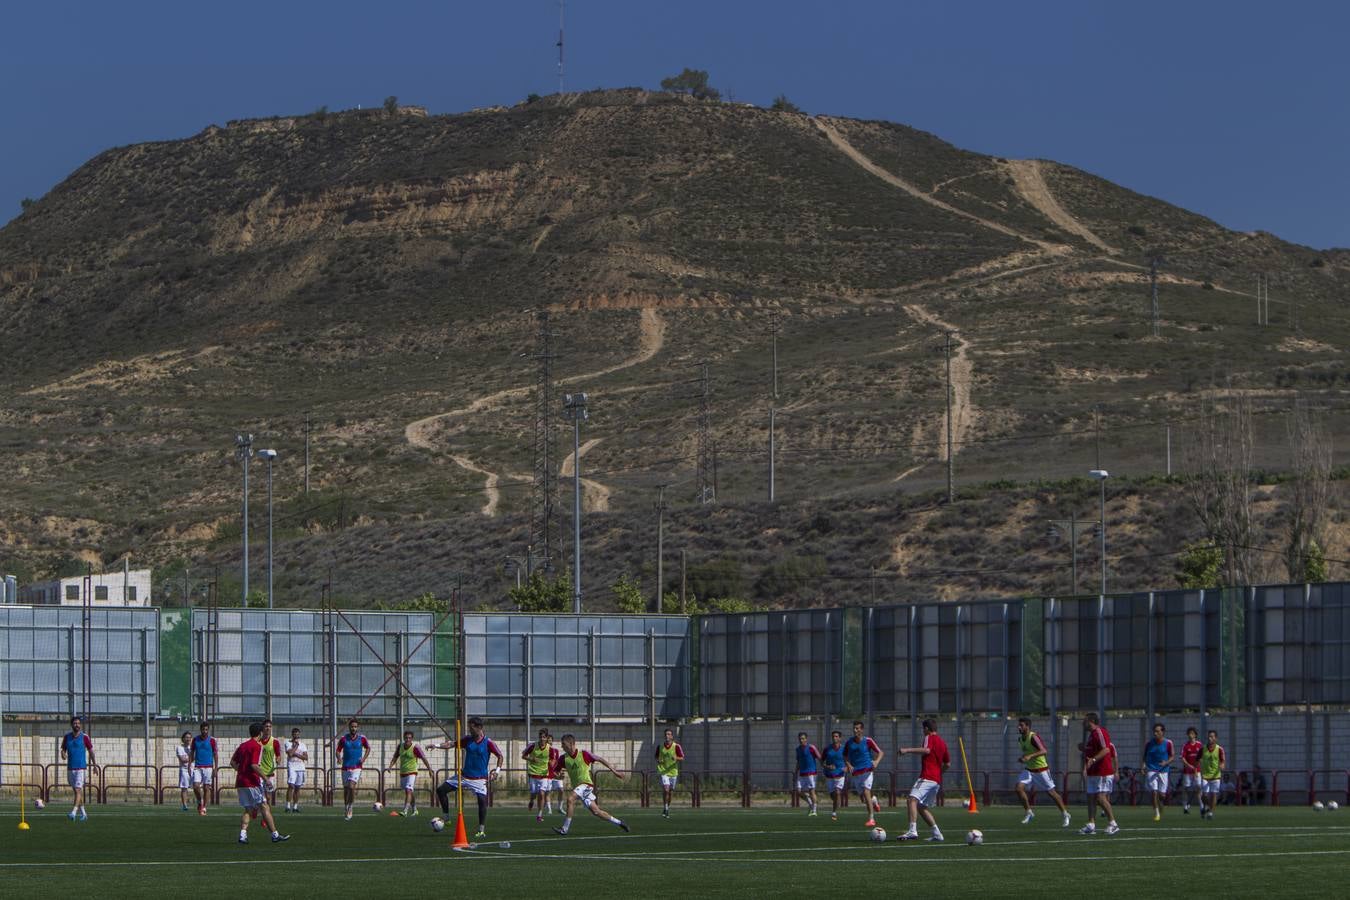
[896,831,918,841]
[68,810,77,820]
[409,809,418,817]
[831,812,838,821]
[553,826,568,836]
[661,810,669,819]
[926,834,944,842]
[1021,811,1035,825]
[1183,805,1191,814]
[1078,825,1096,835]
[181,804,190,812]
[619,820,630,833]
[1105,823,1120,835]
[864,818,876,827]
[808,808,818,817]
[536,814,544,823]
[1153,812,1161,822]
[238,836,248,845]
[474,828,487,839]
[198,806,207,816]
[79,810,88,821]
[1062,812,1072,828]
[344,812,353,821]
[271,833,290,843]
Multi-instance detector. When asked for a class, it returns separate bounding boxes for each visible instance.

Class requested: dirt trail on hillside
[813,118,1064,253]
[559,437,611,512]
[404,308,664,514]
[902,304,976,469]
[1006,160,1118,253]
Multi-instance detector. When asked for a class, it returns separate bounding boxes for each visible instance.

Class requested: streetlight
[235,434,254,606]
[258,448,278,609]
[503,556,527,589]
[1089,469,1110,596]
[563,392,589,614]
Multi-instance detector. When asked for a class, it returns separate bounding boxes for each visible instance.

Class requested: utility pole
[943,332,955,503]
[696,362,715,504]
[1094,405,1102,470]
[303,415,311,495]
[1149,255,1163,337]
[1048,517,1096,594]
[680,549,687,612]
[556,0,565,93]
[654,485,668,611]
[530,310,560,574]
[767,308,782,400]
[1165,423,1172,476]
[235,433,254,606]
[768,405,776,503]
[563,392,588,613]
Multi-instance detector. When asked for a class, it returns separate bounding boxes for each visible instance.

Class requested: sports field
[2,803,1346,897]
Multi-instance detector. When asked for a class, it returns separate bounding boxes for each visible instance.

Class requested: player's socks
[1062,812,1071,827]
[562,817,573,833]
[607,815,621,825]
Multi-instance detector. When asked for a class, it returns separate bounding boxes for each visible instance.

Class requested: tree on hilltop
[384,95,399,114]
[660,68,720,101]
[770,94,801,113]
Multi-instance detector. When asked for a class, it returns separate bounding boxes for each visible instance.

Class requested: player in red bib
[1078,713,1119,835]
[1179,726,1203,814]
[896,719,950,842]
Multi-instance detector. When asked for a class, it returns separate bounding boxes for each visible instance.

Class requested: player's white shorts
[573,784,597,809]
[1201,778,1222,795]
[262,776,276,794]
[660,774,678,790]
[178,768,192,790]
[342,767,362,785]
[67,768,87,789]
[192,766,214,786]
[852,770,875,794]
[797,774,818,791]
[1145,771,1169,793]
[1086,775,1115,795]
[237,786,264,809]
[286,768,306,788]
[1018,769,1056,792]
[827,775,846,793]
[909,778,940,808]
[529,776,549,794]
[1182,772,1202,789]
[400,774,417,791]
[549,778,565,792]
[443,776,488,797]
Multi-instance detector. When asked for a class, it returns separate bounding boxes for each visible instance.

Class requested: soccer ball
[430,817,445,832]
[372,802,384,813]
[33,799,45,810]
[967,829,984,845]
[1329,801,1340,812]
[869,826,887,842]
[1313,800,1325,811]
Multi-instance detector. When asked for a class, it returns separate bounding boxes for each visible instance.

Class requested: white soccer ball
[1313,800,1325,811]
[869,826,887,842]
[967,829,984,845]
[372,802,384,813]
[33,799,45,810]
[1328,801,1340,812]
[430,817,445,832]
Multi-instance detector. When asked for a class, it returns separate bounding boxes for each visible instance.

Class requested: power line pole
[696,362,715,504]
[1048,517,1096,595]
[530,310,559,574]
[942,331,955,503]
[654,484,668,611]
[679,548,687,612]
[767,309,781,400]
[1094,405,1102,470]
[768,405,776,503]
[1149,255,1163,337]
[235,433,254,605]
[563,392,588,613]
[556,0,565,93]
[303,414,311,496]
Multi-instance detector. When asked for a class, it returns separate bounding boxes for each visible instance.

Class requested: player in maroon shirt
[1179,727,1204,814]
[1078,713,1119,835]
[231,722,288,845]
[896,719,950,842]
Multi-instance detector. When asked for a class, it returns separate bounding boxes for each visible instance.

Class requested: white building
[18,568,153,606]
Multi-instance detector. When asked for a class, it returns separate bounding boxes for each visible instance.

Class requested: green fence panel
[158,609,192,717]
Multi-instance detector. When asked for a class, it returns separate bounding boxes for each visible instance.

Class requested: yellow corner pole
[18,728,30,830]
[958,736,978,812]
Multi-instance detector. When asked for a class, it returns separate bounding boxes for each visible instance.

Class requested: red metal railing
[44,763,101,804]
[0,762,47,802]
[97,764,158,804]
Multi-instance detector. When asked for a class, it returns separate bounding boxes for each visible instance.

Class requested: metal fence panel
[699,610,841,718]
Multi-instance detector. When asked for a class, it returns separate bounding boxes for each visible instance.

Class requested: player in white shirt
[284,727,309,813]
[175,731,194,811]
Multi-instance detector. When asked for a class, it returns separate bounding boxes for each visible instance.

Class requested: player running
[896,719,950,842]
[1078,713,1120,835]
[430,717,505,839]
[190,721,218,815]
[389,730,431,817]
[821,730,848,821]
[842,721,884,827]
[175,731,194,811]
[523,728,558,821]
[655,728,684,818]
[794,732,822,817]
[284,727,308,812]
[59,716,95,821]
[1200,729,1226,820]
[1142,723,1175,822]
[552,733,630,835]
[1015,718,1070,827]
[336,718,371,821]
[230,722,289,845]
[258,720,282,808]
[1179,727,1203,813]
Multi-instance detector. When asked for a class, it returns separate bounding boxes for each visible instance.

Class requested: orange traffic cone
[451,811,471,850]
[966,794,979,814]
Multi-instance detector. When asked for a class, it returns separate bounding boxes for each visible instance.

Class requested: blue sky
[3,0,1347,248]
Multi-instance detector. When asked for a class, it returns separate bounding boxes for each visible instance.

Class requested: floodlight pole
[564,393,589,613]
[258,449,278,609]
[235,433,254,606]
[1090,469,1110,596]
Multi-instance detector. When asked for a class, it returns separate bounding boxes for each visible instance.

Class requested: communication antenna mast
[557,1,565,94]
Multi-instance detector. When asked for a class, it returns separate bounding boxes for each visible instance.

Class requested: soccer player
[336,718,371,820]
[175,730,194,811]
[1179,726,1203,814]
[230,722,289,845]
[258,720,282,808]
[430,717,505,839]
[523,728,558,821]
[59,716,95,821]
[190,721,218,815]
[655,728,684,818]
[821,730,848,821]
[794,732,822,817]
[1142,722,1175,822]
[284,727,309,812]
[389,730,431,816]
[896,719,950,842]
[1015,717,1070,827]
[1077,713,1119,835]
[842,721,884,827]
[1200,729,1226,820]
[552,733,630,835]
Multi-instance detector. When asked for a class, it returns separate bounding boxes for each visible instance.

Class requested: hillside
[0,89,1346,608]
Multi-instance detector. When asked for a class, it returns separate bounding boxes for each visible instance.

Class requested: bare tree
[1182,388,1256,585]
[1284,397,1331,581]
